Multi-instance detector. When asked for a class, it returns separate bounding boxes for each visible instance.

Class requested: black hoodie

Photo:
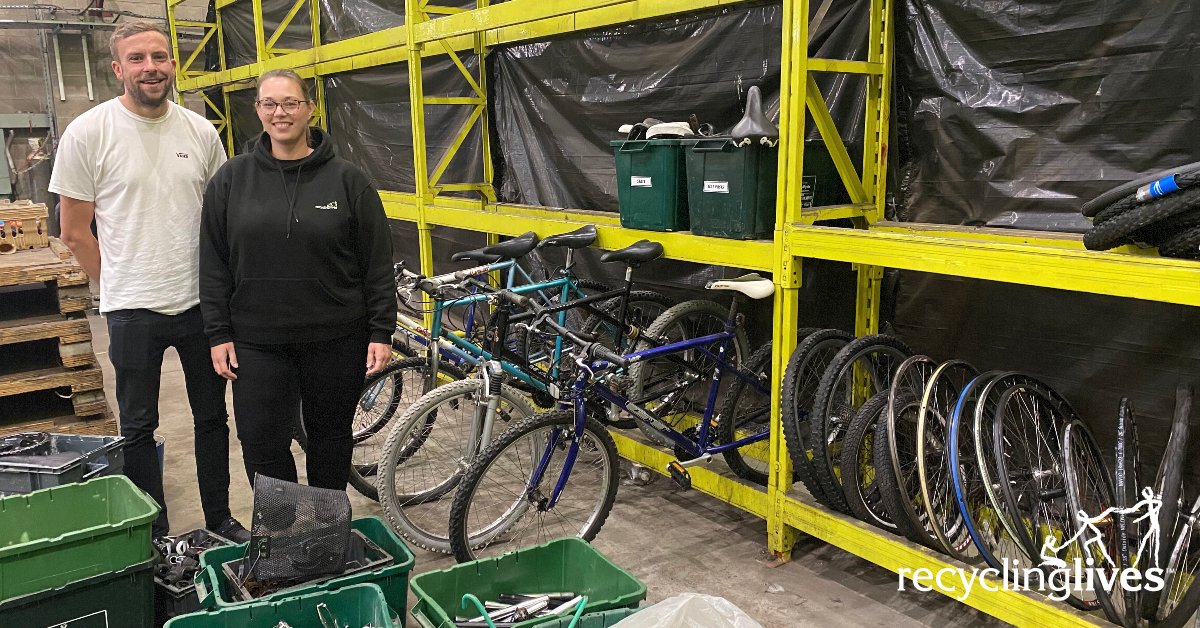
[199,128,394,346]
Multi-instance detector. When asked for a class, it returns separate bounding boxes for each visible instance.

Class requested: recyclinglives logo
[897,487,1165,602]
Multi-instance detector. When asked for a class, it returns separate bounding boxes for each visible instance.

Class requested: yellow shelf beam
[779,494,1101,627]
[788,222,1200,307]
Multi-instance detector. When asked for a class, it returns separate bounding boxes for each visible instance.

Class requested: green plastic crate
[611,139,689,232]
[195,516,415,623]
[683,138,778,240]
[165,583,397,628]
[0,557,154,627]
[410,537,646,628]
[0,474,159,601]
[682,138,849,239]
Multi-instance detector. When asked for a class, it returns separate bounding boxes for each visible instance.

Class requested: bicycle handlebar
[492,290,627,368]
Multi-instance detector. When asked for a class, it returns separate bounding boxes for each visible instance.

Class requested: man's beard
[126,75,174,108]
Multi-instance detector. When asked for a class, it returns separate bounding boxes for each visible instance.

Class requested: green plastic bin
[611,139,689,232]
[195,516,415,623]
[165,583,397,628]
[0,474,159,601]
[409,537,646,628]
[682,138,849,239]
[683,137,778,240]
[0,556,154,627]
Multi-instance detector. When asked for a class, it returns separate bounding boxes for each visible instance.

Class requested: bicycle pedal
[667,461,692,490]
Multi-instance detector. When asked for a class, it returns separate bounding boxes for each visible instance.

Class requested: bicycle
[376,237,672,552]
[445,274,774,563]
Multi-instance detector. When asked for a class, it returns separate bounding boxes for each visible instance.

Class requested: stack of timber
[0,222,114,436]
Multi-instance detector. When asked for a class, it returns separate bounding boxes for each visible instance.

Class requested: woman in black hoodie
[199,69,394,491]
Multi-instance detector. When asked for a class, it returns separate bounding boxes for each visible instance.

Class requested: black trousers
[231,330,368,491]
[106,306,232,536]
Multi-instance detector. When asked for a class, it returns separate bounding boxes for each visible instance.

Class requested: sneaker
[210,517,251,544]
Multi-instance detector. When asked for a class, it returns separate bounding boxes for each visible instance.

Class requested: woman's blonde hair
[256,69,315,144]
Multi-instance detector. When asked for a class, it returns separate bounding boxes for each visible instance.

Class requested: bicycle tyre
[839,390,896,531]
[809,334,913,513]
[626,299,749,447]
[1062,419,1123,623]
[346,357,466,501]
[875,390,937,548]
[1115,399,1142,627]
[1156,496,1200,627]
[1145,386,1194,619]
[447,410,619,563]
[580,290,674,429]
[376,378,537,553]
[719,342,774,486]
[1085,186,1200,251]
[781,329,855,503]
[916,359,980,562]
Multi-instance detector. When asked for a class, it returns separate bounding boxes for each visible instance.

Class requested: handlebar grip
[495,289,537,311]
[588,343,627,368]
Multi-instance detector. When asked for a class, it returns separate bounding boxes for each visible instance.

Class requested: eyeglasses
[255,99,308,113]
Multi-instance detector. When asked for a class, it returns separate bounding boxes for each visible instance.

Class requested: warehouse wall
[0,1,208,206]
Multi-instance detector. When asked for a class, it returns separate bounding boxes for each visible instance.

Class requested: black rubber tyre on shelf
[447,410,619,563]
[838,390,896,532]
[781,329,855,504]
[808,334,913,513]
[718,342,774,486]
[874,390,937,548]
[1085,186,1200,251]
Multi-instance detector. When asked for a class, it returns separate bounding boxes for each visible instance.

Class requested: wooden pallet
[0,411,117,437]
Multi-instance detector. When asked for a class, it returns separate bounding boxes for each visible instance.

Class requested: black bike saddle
[537,224,597,250]
[730,85,778,146]
[449,248,503,264]
[599,239,664,266]
[481,231,539,259]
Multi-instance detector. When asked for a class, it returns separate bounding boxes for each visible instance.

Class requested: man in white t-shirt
[49,20,248,542]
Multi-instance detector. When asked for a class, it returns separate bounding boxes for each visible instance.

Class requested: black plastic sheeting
[892,0,1200,230]
[491,0,870,210]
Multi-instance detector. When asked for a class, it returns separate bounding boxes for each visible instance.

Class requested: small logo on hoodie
[315,201,338,210]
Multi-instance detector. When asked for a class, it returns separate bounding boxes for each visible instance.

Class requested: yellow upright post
[767,0,812,560]
[310,0,328,131]
[252,0,267,62]
[406,0,436,327]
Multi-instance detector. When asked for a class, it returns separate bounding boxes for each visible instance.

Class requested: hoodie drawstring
[279,162,304,239]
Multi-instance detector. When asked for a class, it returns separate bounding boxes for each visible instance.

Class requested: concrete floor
[88,313,1003,627]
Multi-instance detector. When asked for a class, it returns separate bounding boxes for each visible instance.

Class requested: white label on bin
[631,176,652,187]
[703,180,730,193]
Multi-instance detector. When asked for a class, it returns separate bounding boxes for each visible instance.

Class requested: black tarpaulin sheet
[490,0,870,210]
[893,0,1200,229]
[221,0,314,69]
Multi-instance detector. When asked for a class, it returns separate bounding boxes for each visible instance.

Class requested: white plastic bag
[610,592,764,628]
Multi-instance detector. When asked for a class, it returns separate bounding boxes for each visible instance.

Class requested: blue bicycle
[444,274,774,562]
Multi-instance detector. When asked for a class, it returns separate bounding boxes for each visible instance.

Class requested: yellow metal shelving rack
[168,1,1200,625]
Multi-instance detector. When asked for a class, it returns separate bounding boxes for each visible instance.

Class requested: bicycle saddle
[449,248,503,264]
[599,239,664,267]
[706,273,774,300]
[480,231,539,259]
[730,86,778,147]
[537,224,597,250]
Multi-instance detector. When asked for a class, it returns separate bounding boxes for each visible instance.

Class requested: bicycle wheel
[916,359,980,562]
[783,329,854,501]
[782,329,854,502]
[1145,386,1194,619]
[991,384,1097,611]
[447,410,619,563]
[719,342,773,485]
[880,356,940,548]
[1156,496,1200,627]
[1062,419,1124,623]
[809,334,912,513]
[347,357,466,500]
[950,371,1027,573]
[839,390,896,531]
[626,299,748,448]
[580,290,674,430]
[376,378,536,553]
[1114,399,1142,627]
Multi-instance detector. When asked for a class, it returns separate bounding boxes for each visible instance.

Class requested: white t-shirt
[49,98,227,314]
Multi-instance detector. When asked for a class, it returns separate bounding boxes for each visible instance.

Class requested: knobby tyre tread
[839,390,895,531]
[781,329,855,504]
[719,342,774,486]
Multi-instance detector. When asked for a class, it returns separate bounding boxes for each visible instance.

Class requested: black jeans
[106,306,232,536]
[231,330,368,491]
